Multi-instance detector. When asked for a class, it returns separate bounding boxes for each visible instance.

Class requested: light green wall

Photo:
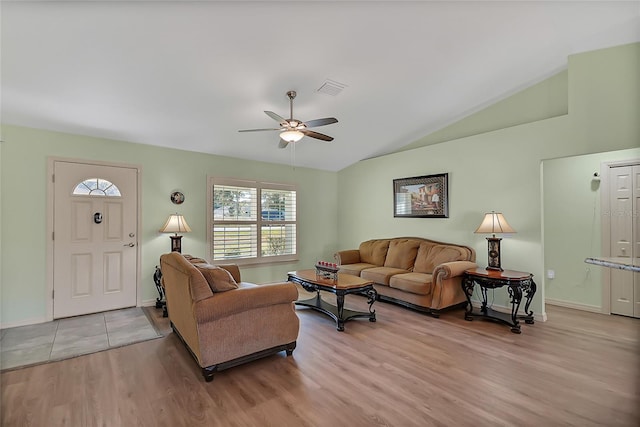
[0,125,338,326]
[543,148,640,309]
[337,42,640,317]
[400,69,569,151]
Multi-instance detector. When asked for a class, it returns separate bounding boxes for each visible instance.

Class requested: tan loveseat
[335,237,476,316]
[160,252,299,382]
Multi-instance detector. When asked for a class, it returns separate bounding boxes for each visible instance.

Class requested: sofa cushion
[389,272,433,296]
[384,239,421,270]
[338,263,377,276]
[359,239,390,266]
[413,244,468,274]
[361,266,410,286]
[194,264,239,292]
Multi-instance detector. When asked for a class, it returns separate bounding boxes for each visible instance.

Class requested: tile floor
[0,307,161,370]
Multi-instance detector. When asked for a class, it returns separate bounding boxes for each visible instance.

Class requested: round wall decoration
[170,191,185,205]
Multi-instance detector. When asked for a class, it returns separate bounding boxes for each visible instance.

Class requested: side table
[462,268,536,334]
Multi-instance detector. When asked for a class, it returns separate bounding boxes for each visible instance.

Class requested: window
[208,177,297,264]
[72,178,121,196]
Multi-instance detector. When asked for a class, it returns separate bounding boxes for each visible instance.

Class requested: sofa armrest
[432,260,477,280]
[194,281,298,323]
[431,261,478,311]
[335,249,361,265]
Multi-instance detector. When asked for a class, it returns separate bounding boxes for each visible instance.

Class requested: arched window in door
[72,178,121,196]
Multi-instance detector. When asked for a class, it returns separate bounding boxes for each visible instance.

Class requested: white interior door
[609,164,640,318]
[53,161,138,318]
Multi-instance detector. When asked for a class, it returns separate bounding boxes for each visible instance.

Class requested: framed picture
[170,191,185,205]
[393,173,449,218]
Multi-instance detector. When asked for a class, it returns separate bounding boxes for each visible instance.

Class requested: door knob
[124,243,135,247]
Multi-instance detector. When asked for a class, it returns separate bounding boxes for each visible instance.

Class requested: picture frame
[170,191,185,205]
[393,173,449,218]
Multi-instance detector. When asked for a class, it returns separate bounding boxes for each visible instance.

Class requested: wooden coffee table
[288,270,377,331]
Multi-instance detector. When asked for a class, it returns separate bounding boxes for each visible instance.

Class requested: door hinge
[52,174,55,183]
[52,290,55,299]
[52,231,55,240]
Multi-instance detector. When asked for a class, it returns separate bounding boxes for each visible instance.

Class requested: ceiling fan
[239,90,338,149]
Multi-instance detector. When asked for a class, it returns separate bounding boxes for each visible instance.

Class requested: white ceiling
[2,1,639,171]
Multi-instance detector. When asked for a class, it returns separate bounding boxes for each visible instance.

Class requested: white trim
[46,157,143,321]
[545,298,603,314]
[600,161,611,314]
[600,158,640,315]
[0,316,49,330]
[207,175,299,266]
[141,299,158,307]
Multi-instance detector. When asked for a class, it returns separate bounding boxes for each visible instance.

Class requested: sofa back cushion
[413,243,470,274]
[194,264,239,293]
[383,239,421,270]
[359,239,390,266]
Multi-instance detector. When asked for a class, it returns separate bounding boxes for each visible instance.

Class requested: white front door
[53,161,138,318]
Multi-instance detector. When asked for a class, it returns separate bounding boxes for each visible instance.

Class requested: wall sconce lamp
[159,213,192,253]
[474,211,516,271]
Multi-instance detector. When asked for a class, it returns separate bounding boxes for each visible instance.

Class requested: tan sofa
[335,237,476,316]
[160,252,299,382]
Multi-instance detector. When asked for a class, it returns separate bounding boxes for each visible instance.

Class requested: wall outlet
[547,269,555,279]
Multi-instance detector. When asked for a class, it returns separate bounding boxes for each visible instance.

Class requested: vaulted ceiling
[2,1,639,171]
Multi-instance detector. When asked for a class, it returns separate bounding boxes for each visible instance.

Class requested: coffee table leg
[336,293,345,331]
[365,288,377,322]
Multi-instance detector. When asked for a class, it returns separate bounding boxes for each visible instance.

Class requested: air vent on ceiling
[317,79,347,96]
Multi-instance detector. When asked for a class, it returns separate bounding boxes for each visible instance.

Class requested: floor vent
[317,79,347,96]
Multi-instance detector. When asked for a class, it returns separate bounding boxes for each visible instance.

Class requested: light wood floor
[2,289,639,426]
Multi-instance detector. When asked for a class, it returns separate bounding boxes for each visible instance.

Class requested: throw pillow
[384,239,421,270]
[184,255,208,264]
[194,264,239,292]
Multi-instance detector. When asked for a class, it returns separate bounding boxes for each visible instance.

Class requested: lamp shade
[280,129,304,143]
[159,214,192,234]
[474,211,515,235]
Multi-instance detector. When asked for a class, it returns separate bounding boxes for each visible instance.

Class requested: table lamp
[474,211,515,271]
[159,213,192,253]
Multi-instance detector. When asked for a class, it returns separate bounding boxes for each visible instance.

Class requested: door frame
[600,158,640,315]
[46,157,143,322]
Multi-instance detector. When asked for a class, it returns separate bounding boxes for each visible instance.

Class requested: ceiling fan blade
[238,128,281,132]
[302,117,338,128]
[300,129,334,142]
[278,139,290,149]
[264,111,287,124]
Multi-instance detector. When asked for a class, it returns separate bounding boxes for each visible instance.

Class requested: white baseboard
[545,298,603,314]
[141,298,159,307]
[0,316,48,330]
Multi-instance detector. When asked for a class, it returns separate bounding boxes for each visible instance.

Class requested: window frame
[207,176,298,266]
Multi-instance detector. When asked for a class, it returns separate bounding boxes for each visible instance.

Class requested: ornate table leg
[365,288,377,322]
[462,276,475,321]
[153,266,168,317]
[507,285,523,334]
[523,279,536,324]
[480,286,489,314]
[335,292,345,331]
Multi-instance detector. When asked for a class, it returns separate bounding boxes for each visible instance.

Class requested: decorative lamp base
[170,235,183,253]
[486,236,503,271]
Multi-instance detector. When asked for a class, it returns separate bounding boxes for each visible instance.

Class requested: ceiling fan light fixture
[280,129,304,143]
